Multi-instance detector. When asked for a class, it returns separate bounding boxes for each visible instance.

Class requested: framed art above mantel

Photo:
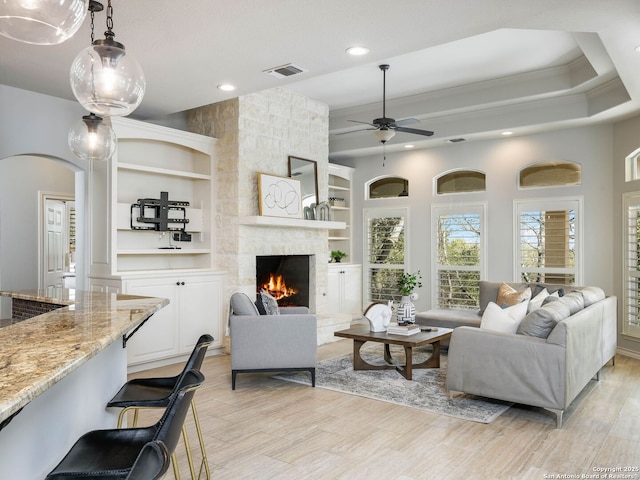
[258,173,303,219]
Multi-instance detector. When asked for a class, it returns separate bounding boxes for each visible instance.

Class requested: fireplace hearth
[256,255,311,307]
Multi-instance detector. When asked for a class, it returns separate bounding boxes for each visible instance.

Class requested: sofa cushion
[559,291,584,314]
[530,283,565,298]
[578,286,605,307]
[496,283,532,308]
[231,292,260,316]
[415,308,481,329]
[480,301,528,333]
[517,300,571,338]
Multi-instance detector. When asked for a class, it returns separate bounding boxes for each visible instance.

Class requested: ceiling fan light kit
[373,129,396,143]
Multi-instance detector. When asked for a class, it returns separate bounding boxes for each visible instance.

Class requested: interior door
[44,199,66,291]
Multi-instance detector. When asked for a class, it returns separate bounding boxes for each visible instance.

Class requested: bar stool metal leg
[190,400,210,480]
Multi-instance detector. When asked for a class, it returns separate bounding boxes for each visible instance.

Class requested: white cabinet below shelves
[327,264,362,318]
[91,272,225,368]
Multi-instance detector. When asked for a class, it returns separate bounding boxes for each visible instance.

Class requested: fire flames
[261,273,298,301]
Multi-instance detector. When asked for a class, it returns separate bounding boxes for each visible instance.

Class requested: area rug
[274,344,511,423]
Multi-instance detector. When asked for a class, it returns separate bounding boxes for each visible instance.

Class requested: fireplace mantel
[237,216,346,230]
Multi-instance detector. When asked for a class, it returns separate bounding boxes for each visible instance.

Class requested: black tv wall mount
[130,191,190,231]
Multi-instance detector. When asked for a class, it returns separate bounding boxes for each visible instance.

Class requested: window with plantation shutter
[623,192,640,338]
[515,198,582,285]
[432,204,485,309]
[364,207,408,304]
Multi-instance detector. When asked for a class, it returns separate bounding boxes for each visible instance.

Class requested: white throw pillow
[527,288,549,313]
[480,301,528,334]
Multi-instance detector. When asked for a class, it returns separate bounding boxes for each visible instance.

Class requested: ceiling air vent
[447,138,467,143]
[263,63,307,79]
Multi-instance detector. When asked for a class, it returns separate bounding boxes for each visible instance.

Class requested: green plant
[397,270,422,296]
[331,250,347,261]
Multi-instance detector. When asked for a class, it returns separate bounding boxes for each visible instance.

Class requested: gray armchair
[229,292,317,389]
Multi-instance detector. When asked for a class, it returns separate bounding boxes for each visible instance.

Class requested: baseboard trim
[127,348,223,374]
[616,346,640,360]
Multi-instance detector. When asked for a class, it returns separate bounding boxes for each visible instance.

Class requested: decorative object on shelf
[70,0,145,116]
[328,197,345,207]
[397,270,422,324]
[288,156,318,210]
[331,250,347,263]
[258,173,302,219]
[316,201,331,221]
[304,204,316,220]
[0,0,88,45]
[364,301,392,332]
[130,191,190,231]
[68,112,117,161]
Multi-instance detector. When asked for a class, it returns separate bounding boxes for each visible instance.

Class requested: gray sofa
[229,292,317,390]
[441,281,617,427]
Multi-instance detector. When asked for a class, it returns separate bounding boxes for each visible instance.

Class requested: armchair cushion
[230,292,260,316]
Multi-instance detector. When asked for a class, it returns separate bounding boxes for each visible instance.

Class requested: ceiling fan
[346,64,434,143]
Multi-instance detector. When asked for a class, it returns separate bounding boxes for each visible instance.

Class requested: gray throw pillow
[230,292,260,316]
[517,300,571,338]
[259,289,280,315]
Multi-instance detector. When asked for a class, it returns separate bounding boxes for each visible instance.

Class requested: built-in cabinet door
[341,265,363,317]
[121,273,225,366]
[327,266,343,314]
[124,279,180,364]
[178,275,223,353]
[327,264,362,318]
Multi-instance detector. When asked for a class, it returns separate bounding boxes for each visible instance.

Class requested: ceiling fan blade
[348,119,376,127]
[333,128,377,135]
[394,118,420,127]
[394,126,434,137]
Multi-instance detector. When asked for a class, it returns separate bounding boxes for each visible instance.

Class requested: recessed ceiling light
[346,46,369,56]
[404,144,414,149]
[635,45,640,53]
[217,84,236,92]
[501,131,514,136]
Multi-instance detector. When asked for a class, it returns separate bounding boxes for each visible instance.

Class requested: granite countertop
[0,289,169,425]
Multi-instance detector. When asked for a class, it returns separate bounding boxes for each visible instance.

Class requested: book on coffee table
[386,323,421,335]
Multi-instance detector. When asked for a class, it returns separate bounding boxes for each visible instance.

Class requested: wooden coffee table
[334,325,453,380]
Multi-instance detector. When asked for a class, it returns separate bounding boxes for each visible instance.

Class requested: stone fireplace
[186,88,351,344]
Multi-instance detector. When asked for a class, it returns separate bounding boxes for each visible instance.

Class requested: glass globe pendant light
[0,0,88,45]
[69,0,145,116]
[68,112,117,161]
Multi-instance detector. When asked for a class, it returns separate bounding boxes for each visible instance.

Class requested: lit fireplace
[256,255,310,307]
[261,273,298,301]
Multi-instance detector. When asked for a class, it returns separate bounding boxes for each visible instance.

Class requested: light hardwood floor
[133,340,640,480]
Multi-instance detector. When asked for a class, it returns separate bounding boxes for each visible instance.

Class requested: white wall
[0,156,75,317]
[347,125,615,314]
[0,85,89,317]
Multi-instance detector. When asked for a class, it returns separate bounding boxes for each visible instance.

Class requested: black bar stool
[107,334,213,480]
[46,370,204,480]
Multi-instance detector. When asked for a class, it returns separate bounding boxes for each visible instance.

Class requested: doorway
[41,195,76,291]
